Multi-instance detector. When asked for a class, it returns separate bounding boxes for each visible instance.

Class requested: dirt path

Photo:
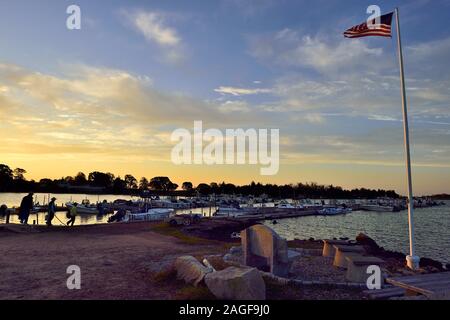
[0,223,225,300]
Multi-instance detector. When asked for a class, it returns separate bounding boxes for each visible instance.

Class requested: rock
[174,255,213,286]
[419,257,444,271]
[229,246,242,255]
[355,233,381,253]
[205,267,266,300]
[223,253,233,261]
[446,263,450,271]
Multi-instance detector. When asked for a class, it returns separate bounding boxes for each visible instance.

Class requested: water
[0,192,136,226]
[265,201,450,264]
[0,192,216,226]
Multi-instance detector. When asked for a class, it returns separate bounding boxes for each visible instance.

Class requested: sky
[0,0,449,195]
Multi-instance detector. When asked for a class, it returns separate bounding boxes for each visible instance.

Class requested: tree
[196,183,212,195]
[64,176,74,184]
[139,177,149,190]
[182,182,193,191]
[149,177,178,191]
[112,177,126,193]
[210,182,219,193]
[124,174,137,189]
[74,172,87,186]
[88,171,114,188]
[13,168,27,180]
[169,183,179,191]
[0,164,13,191]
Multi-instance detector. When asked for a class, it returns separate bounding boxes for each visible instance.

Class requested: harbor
[1,0,450,304]
[1,192,445,224]
[1,192,448,264]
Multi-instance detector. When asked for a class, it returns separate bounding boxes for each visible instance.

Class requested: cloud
[1,57,449,178]
[214,86,272,96]
[0,62,278,162]
[122,10,184,63]
[127,11,180,47]
[368,115,400,122]
[248,28,385,73]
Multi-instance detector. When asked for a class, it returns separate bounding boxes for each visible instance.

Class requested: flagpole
[395,7,419,270]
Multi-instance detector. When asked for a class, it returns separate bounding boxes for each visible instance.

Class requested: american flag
[344,12,394,38]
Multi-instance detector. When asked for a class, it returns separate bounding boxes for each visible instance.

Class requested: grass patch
[150,223,210,245]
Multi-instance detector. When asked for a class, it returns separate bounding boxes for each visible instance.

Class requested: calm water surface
[0,192,214,225]
[265,201,450,264]
[0,193,136,225]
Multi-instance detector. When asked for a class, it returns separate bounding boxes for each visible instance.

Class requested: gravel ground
[290,255,348,282]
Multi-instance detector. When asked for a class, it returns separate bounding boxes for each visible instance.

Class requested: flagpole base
[406,255,420,270]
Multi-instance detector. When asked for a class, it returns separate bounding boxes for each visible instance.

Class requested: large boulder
[204,267,266,300]
[356,233,381,253]
[174,256,212,286]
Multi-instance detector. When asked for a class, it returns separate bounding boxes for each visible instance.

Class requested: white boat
[275,202,304,210]
[65,200,99,215]
[123,208,174,222]
[214,206,253,218]
[152,199,191,209]
[318,207,352,215]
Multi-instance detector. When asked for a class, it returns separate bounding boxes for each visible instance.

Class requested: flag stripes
[344,12,394,38]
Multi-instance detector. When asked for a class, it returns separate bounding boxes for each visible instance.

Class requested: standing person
[67,202,78,226]
[46,197,57,226]
[19,193,34,224]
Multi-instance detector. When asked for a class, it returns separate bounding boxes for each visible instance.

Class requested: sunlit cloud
[214,86,272,96]
[121,10,184,63]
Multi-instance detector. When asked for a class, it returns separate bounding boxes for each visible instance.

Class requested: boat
[318,207,352,215]
[123,208,174,222]
[65,199,99,215]
[214,206,254,218]
[359,204,396,212]
[152,199,191,209]
[275,201,304,210]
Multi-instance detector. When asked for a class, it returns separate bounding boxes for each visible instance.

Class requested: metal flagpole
[395,7,419,270]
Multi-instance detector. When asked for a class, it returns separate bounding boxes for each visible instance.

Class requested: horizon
[1,0,450,195]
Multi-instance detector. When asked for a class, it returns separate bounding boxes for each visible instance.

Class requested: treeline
[0,164,399,199]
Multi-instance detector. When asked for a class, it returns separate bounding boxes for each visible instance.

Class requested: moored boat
[123,208,174,222]
[65,199,99,215]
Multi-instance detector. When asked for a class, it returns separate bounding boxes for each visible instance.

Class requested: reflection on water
[265,201,450,264]
[0,210,115,226]
[0,192,135,208]
[0,192,215,226]
[0,193,135,226]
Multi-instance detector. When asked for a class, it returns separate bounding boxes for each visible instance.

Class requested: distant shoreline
[0,191,448,199]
